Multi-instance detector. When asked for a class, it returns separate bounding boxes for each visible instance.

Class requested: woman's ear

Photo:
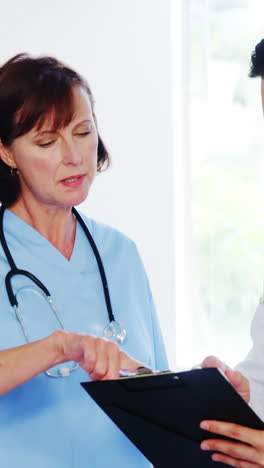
[0,139,16,168]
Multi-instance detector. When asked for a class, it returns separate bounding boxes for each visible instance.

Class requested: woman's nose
[62,141,82,165]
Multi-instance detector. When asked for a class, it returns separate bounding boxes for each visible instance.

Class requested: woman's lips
[61,174,85,188]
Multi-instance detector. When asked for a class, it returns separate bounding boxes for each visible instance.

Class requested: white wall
[1,0,175,366]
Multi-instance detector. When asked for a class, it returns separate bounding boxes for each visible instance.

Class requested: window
[173,0,264,368]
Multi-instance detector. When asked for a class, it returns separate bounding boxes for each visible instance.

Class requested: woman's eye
[76,131,91,137]
[38,141,55,148]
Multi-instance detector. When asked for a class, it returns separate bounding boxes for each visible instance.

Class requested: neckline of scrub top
[3,208,93,270]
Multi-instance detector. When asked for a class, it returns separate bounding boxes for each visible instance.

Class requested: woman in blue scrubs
[0,54,168,467]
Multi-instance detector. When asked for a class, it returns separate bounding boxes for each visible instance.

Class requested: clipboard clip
[119,366,174,380]
[119,367,181,391]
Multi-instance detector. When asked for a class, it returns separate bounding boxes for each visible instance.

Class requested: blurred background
[176,0,264,367]
[1,0,264,369]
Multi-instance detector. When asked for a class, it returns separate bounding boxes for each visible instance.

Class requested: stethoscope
[0,205,127,377]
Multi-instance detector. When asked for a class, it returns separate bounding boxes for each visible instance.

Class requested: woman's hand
[201,355,250,403]
[200,420,264,467]
[56,330,141,380]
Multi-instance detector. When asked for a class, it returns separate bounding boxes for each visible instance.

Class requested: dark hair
[0,53,110,205]
[249,39,264,78]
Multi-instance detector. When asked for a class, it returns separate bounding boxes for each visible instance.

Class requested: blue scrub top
[0,209,168,468]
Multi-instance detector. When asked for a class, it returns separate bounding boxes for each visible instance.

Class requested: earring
[10,167,19,176]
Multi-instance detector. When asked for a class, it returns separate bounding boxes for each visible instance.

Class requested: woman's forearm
[0,330,141,395]
[0,331,62,395]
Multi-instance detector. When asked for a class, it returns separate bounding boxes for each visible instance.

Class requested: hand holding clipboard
[200,356,264,467]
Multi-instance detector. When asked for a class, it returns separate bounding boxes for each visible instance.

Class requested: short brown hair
[0,53,110,205]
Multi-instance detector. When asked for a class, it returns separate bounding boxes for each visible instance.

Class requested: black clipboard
[81,368,264,468]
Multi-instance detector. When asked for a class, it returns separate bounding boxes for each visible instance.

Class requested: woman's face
[3,86,98,210]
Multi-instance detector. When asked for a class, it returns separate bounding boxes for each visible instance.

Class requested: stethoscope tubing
[0,205,115,323]
[72,208,115,323]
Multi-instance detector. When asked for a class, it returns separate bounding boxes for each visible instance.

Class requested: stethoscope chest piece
[104,320,127,344]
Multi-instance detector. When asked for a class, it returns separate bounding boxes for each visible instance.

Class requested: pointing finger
[120,351,142,373]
